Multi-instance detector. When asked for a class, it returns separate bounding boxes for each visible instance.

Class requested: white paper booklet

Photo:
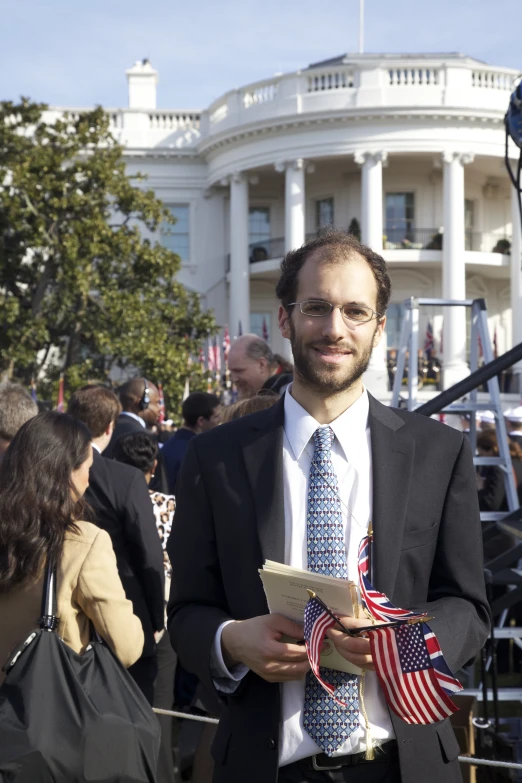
[259,560,362,675]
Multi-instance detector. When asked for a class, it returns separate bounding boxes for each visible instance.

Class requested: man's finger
[267,641,309,662]
[270,614,305,641]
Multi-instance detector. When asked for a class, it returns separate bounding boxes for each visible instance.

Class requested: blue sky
[2,0,521,110]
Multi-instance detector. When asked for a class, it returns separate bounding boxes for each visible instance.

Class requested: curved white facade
[48,53,522,393]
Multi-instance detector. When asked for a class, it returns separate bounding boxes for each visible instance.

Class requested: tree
[0,99,216,412]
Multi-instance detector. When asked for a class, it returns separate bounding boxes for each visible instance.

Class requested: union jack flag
[357,534,462,723]
[303,596,351,707]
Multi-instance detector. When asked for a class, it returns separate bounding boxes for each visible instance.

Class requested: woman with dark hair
[0,411,144,686]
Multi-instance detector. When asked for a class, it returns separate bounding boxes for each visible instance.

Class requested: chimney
[126,59,158,109]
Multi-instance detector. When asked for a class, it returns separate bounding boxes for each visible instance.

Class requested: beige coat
[0,520,144,685]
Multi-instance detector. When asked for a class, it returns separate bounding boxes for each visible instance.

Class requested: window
[161,205,190,261]
[316,198,334,230]
[249,207,270,244]
[385,193,415,244]
[249,207,271,261]
[250,313,271,343]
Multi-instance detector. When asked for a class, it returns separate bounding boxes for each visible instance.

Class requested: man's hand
[326,616,376,671]
[221,614,310,683]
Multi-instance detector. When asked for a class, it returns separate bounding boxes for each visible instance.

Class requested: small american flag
[304,596,351,706]
[357,534,462,723]
[371,622,461,724]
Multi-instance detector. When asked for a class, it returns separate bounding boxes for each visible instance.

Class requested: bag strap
[39,558,60,631]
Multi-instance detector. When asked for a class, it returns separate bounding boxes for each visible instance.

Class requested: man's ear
[279,305,291,340]
[372,315,386,348]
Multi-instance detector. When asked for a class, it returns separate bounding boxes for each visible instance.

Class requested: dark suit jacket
[104,413,145,459]
[104,413,170,494]
[86,450,165,656]
[161,428,197,494]
[167,395,490,783]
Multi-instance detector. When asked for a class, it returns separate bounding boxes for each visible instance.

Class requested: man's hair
[222,392,279,423]
[67,385,121,439]
[182,392,220,427]
[0,383,38,441]
[244,337,277,366]
[118,378,149,411]
[112,432,158,475]
[275,229,392,317]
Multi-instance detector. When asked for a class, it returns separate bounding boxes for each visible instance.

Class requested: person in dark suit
[68,385,165,704]
[162,392,221,494]
[167,230,489,783]
[104,377,170,494]
[104,377,161,458]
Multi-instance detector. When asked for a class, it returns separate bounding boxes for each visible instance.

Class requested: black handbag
[0,561,161,782]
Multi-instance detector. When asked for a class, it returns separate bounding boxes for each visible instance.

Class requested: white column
[511,185,522,389]
[284,159,306,253]
[354,151,386,251]
[355,151,388,395]
[229,172,250,338]
[441,152,474,389]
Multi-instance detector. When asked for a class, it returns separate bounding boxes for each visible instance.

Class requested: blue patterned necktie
[303,426,359,755]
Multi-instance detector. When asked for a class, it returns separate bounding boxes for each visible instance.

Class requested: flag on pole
[357,534,462,724]
[238,320,243,337]
[157,383,166,424]
[207,334,216,373]
[223,326,230,363]
[493,327,498,359]
[423,321,434,360]
[213,335,221,374]
[303,597,350,707]
[439,322,443,356]
[56,374,65,413]
[262,317,269,342]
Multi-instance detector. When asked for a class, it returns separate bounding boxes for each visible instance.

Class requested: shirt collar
[91,442,101,454]
[283,384,369,461]
[121,411,146,428]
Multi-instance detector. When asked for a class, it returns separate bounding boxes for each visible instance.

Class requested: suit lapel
[242,398,286,565]
[368,395,415,598]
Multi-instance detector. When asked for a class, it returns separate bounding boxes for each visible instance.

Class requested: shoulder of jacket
[388,405,464,445]
[63,520,109,545]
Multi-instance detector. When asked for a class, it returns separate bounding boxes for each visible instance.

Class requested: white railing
[471,70,514,90]
[148,111,200,130]
[243,80,278,108]
[307,69,354,92]
[389,68,440,86]
[210,102,228,125]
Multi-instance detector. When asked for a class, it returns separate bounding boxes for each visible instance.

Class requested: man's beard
[289,320,377,394]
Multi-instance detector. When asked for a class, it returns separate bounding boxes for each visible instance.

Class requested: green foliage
[0,99,216,413]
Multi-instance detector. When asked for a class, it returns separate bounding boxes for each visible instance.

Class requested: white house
[46,53,522,395]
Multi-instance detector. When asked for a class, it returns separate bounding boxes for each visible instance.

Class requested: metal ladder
[391,296,519,517]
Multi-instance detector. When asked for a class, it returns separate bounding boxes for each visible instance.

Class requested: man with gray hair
[0,383,39,463]
[228,334,293,399]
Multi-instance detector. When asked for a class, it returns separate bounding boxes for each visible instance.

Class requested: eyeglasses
[287,299,382,324]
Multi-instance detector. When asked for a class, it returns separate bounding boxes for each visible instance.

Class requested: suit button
[267,737,276,749]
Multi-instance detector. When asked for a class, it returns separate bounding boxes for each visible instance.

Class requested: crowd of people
[1,227,520,783]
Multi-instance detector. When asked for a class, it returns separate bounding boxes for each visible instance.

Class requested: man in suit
[68,385,165,704]
[167,230,489,783]
[104,377,161,458]
[228,335,292,399]
[162,392,221,494]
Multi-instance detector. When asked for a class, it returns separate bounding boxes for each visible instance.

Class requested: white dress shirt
[211,386,393,766]
[120,411,146,428]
